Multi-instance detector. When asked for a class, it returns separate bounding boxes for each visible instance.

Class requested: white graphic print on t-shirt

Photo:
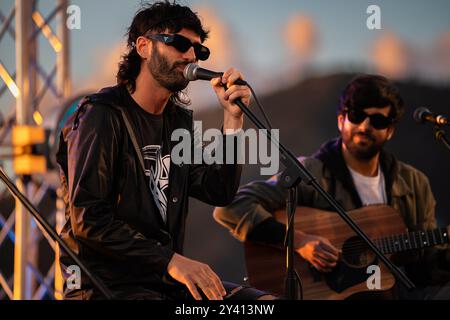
[142,145,170,223]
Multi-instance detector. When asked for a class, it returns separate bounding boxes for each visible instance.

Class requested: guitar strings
[337,240,423,256]
[334,230,445,254]
[340,235,432,252]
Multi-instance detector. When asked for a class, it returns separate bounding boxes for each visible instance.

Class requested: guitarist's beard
[342,129,385,160]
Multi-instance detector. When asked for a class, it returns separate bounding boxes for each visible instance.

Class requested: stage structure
[0,0,71,300]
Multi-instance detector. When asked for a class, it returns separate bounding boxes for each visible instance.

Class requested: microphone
[413,107,449,125]
[183,63,248,86]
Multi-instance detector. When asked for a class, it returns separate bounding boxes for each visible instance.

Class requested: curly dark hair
[338,74,405,124]
[117,1,209,105]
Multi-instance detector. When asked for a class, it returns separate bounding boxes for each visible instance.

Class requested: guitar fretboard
[374,228,449,254]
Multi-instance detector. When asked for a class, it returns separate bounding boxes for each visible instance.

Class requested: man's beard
[148,45,191,93]
[342,130,385,160]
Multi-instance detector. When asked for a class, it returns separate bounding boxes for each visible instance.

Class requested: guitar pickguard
[324,259,377,293]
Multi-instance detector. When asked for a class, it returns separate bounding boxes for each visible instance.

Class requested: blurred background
[0,0,449,299]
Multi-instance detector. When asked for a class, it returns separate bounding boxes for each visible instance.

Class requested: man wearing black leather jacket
[56,2,252,300]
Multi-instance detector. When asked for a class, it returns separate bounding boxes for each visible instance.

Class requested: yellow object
[12,126,47,174]
[13,126,45,147]
[13,155,46,174]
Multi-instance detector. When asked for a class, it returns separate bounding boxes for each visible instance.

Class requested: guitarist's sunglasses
[345,109,394,130]
[145,34,210,61]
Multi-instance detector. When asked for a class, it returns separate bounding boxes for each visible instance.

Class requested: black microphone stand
[0,167,114,300]
[284,185,300,299]
[222,84,415,300]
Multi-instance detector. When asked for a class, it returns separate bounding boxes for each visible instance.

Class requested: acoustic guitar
[244,205,450,300]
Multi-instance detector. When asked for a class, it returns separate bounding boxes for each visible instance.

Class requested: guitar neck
[375,227,450,254]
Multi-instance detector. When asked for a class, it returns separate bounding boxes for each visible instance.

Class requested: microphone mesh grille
[183,63,198,81]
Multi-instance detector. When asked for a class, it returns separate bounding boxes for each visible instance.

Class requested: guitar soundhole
[341,236,376,268]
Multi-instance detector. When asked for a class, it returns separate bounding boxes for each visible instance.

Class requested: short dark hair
[338,74,405,124]
[116,1,209,103]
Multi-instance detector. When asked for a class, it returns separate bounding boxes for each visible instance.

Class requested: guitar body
[244,205,407,300]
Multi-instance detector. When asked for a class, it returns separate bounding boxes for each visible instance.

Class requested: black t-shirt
[120,85,171,224]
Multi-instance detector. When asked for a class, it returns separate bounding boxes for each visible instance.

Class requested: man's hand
[295,231,340,273]
[210,68,250,131]
[167,253,226,300]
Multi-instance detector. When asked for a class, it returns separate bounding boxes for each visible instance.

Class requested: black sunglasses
[346,109,393,130]
[145,34,210,61]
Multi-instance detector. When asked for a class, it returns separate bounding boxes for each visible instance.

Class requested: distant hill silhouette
[184,73,450,283]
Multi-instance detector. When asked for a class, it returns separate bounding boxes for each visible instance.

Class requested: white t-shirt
[347,164,387,206]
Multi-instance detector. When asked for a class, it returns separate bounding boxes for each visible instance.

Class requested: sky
[1,0,450,112]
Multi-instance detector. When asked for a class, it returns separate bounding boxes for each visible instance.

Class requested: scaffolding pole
[13,0,33,300]
[54,0,70,300]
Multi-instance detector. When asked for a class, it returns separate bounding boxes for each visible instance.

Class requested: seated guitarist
[213,74,450,299]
